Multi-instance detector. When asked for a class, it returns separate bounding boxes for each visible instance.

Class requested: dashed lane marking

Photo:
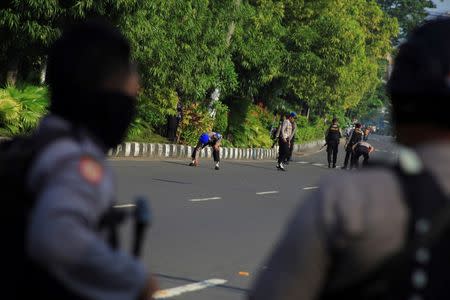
[256,191,279,195]
[113,204,135,208]
[154,278,227,299]
[303,186,319,190]
[312,163,325,167]
[296,161,309,164]
[189,197,222,202]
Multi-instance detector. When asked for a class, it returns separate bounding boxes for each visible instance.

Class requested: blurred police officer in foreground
[4,21,158,300]
[249,18,450,300]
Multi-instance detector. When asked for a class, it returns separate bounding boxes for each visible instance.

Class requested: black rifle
[100,196,152,257]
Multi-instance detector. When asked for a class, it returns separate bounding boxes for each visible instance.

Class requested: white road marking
[154,278,227,299]
[189,197,222,202]
[303,186,319,190]
[296,161,309,164]
[312,163,325,166]
[113,204,135,208]
[256,191,279,195]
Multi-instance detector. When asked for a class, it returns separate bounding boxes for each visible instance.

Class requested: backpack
[0,128,86,300]
[319,164,450,300]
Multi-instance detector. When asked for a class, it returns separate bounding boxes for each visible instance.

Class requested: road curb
[108,140,325,160]
[0,136,325,160]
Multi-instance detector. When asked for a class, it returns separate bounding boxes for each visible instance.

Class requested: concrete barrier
[0,136,324,160]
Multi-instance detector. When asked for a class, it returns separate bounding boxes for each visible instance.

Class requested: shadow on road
[152,178,192,185]
[226,161,275,171]
[162,160,190,166]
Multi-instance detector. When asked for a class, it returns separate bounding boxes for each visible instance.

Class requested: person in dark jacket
[325,118,342,168]
[4,20,158,300]
[248,18,450,300]
[341,123,363,169]
[351,141,375,168]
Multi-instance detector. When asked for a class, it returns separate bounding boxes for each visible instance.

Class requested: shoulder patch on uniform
[79,156,103,184]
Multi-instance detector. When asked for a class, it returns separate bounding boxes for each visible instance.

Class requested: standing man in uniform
[189,132,222,170]
[341,123,363,169]
[325,118,342,168]
[351,141,375,169]
[248,18,450,300]
[276,112,296,171]
[285,112,298,164]
[3,21,158,300]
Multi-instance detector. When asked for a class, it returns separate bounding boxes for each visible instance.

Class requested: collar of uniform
[36,115,105,160]
[414,141,450,196]
[37,114,72,132]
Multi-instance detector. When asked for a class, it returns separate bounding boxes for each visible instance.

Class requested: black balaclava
[388,18,450,128]
[46,20,137,150]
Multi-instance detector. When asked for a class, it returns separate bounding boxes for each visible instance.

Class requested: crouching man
[190,132,222,170]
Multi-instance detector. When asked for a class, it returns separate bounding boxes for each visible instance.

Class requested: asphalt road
[108,135,398,300]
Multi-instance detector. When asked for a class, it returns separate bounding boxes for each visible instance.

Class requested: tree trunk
[6,68,18,86]
[40,64,47,84]
[6,57,19,86]
[226,0,241,46]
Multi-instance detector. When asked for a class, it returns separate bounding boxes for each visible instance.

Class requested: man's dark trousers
[351,145,369,169]
[327,140,339,167]
[278,138,290,165]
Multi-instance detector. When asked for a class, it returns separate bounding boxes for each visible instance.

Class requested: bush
[138,88,178,128]
[0,85,48,136]
[295,117,327,144]
[212,101,229,134]
[126,117,169,143]
[178,102,214,146]
[227,99,273,148]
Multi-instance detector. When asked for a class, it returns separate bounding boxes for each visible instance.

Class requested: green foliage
[212,101,229,134]
[283,0,398,117]
[227,100,273,148]
[0,85,48,135]
[231,0,286,99]
[121,0,238,103]
[126,118,168,143]
[295,117,327,144]
[137,89,178,128]
[0,0,400,147]
[178,102,214,146]
[377,0,436,41]
[0,0,142,84]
